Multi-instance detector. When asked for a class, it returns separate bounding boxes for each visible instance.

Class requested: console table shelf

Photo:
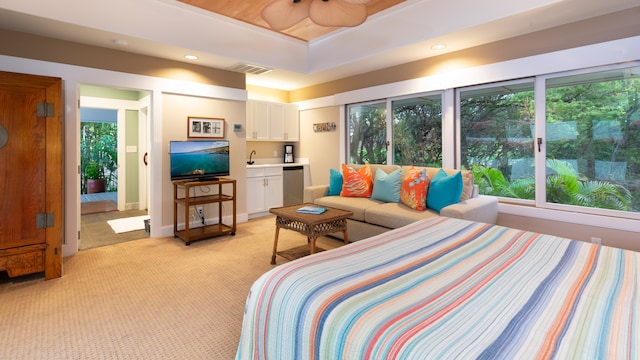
[173,178,236,245]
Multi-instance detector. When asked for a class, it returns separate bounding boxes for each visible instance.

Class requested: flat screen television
[169,140,230,181]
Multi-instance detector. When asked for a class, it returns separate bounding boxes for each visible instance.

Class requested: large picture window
[347,101,387,164]
[348,94,443,166]
[543,66,640,214]
[392,95,442,167]
[459,81,535,200]
[346,62,639,220]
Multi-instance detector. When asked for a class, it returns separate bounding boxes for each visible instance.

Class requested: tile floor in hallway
[80,191,149,250]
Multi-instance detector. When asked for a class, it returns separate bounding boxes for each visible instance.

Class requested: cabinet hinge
[36,102,55,117]
[36,212,55,229]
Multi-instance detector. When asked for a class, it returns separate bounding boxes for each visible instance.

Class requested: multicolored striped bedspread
[236,217,639,359]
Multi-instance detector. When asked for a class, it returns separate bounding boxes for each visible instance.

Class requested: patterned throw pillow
[340,164,373,197]
[400,167,430,210]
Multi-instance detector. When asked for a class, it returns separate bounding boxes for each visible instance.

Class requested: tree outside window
[459,81,536,200]
[348,94,443,167]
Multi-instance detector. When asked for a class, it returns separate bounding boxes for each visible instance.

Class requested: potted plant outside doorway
[85,161,106,194]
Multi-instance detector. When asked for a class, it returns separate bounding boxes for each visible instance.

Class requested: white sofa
[304,164,498,241]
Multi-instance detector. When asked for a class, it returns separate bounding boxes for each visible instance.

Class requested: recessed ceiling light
[431,44,447,50]
[112,39,128,46]
[184,55,198,60]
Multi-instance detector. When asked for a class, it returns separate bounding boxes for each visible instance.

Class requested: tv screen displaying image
[169,140,230,181]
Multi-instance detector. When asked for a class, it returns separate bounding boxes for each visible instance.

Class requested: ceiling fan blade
[261,0,312,30]
[309,0,368,27]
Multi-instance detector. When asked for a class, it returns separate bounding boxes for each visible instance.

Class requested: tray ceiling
[177,0,405,42]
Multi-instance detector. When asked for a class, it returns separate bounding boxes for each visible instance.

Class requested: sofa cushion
[365,202,440,229]
[314,196,382,222]
[400,166,430,210]
[371,168,402,203]
[427,169,464,212]
[341,164,373,197]
[328,168,343,196]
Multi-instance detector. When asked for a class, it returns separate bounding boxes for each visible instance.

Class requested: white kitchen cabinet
[247,100,270,140]
[283,103,299,141]
[247,100,298,141]
[246,166,283,217]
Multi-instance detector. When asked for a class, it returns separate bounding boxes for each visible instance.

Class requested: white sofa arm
[304,185,329,203]
[440,195,498,224]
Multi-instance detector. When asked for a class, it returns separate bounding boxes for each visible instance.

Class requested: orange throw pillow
[340,164,373,197]
[400,167,430,210]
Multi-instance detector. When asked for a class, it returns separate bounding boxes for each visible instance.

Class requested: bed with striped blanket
[236,217,639,359]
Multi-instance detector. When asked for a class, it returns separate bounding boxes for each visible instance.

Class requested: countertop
[246,163,308,169]
[246,159,309,168]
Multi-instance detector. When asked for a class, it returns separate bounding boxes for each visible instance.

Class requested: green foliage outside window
[393,97,442,167]
[348,95,443,167]
[80,122,118,194]
[462,68,640,213]
[348,102,387,164]
[472,159,633,211]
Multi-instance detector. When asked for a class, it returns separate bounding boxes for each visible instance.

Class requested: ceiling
[177,0,406,42]
[0,0,637,91]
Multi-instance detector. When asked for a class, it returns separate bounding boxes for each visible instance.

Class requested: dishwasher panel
[283,166,304,206]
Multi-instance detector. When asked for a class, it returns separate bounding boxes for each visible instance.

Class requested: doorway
[79,85,150,250]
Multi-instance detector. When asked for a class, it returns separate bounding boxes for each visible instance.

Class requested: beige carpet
[0,216,343,359]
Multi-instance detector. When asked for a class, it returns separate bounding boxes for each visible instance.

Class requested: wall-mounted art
[313,122,336,132]
[188,117,225,139]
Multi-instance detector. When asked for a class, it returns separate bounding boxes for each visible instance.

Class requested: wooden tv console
[173,178,236,245]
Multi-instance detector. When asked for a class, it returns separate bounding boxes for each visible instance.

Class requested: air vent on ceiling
[229,63,273,75]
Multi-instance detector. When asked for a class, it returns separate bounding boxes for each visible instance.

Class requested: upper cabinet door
[247,100,270,140]
[247,100,299,142]
[268,102,285,141]
[283,103,299,141]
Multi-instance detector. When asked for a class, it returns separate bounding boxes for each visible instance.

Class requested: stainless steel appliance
[283,165,304,206]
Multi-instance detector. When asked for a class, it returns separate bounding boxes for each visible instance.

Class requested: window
[348,94,443,166]
[459,80,535,200]
[543,66,640,215]
[347,101,387,164]
[392,95,442,167]
[346,61,639,220]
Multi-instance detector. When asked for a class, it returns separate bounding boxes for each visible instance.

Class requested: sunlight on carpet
[107,215,150,233]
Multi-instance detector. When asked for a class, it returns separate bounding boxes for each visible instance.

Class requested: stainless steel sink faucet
[247,150,256,165]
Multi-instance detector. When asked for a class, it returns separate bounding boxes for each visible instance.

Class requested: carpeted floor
[0,216,344,359]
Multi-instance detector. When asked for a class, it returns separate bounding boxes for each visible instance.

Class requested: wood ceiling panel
[178,0,405,42]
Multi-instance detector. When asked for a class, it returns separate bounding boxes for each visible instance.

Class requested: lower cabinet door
[265,175,283,210]
[246,177,266,213]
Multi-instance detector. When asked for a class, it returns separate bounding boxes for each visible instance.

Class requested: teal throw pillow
[328,168,343,196]
[371,168,402,203]
[426,169,463,212]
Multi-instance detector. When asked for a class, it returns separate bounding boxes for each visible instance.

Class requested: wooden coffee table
[269,204,353,264]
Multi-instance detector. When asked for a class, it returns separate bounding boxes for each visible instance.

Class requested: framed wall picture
[187,117,225,139]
